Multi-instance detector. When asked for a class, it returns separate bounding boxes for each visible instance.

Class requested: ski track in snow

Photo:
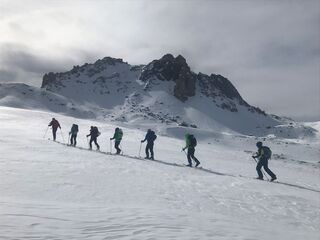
[52,140,320,194]
[0,107,319,240]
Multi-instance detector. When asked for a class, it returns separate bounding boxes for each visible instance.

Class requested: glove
[141,140,143,143]
[110,138,112,140]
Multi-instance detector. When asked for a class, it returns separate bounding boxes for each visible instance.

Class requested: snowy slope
[0,83,95,118]
[0,106,319,240]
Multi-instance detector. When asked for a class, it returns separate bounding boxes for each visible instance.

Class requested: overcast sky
[0,0,319,121]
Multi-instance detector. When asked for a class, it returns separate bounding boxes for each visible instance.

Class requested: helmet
[256,141,263,148]
[52,118,55,120]
[148,129,151,132]
[116,127,119,131]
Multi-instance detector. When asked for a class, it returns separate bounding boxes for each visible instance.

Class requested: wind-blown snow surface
[0,106,319,240]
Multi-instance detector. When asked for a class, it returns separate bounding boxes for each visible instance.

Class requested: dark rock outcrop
[197,72,266,115]
[140,54,196,101]
[197,73,248,105]
[41,72,57,88]
[139,53,267,114]
[94,57,124,66]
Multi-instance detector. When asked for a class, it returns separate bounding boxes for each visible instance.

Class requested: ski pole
[182,149,187,156]
[43,126,49,138]
[86,136,89,147]
[139,142,142,158]
[110,139,112,154]
[60,129,65,143]
[251,156,269,180]
[68,133,70,145]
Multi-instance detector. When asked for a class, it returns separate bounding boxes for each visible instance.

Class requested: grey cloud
[1,44,68,73]
[250,44,320,71]
[0,43,100,85]
[0,69,18,82]
[0,0,319,121]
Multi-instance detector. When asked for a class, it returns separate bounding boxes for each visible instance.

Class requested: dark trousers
[187,148,200,166]
[70,134,77,146]
[146,142,154,159]
[115,140,121,154]
[256,158,276,179]
[89,137,100,150]
[52,128,57,141]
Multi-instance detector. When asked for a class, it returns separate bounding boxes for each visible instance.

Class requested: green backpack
[117,129,123,140]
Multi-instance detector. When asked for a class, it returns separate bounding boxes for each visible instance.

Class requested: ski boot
[270,176,277,182]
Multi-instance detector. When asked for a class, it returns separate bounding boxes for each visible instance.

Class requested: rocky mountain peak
[197,72,266,115]
[175,54,187,64]
[40,53,267,119]
[197,73,244,102]
[41,56,128,90]
[41,72,57,88]
[93,57,125,66]
[140,54,196,101]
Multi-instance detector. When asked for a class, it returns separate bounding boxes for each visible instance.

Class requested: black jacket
[142,131,156,143]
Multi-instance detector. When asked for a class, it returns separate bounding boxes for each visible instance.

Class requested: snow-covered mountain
[0,83,95,118]
[0,54,317,138]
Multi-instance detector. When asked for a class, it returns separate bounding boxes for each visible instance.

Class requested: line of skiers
[48,118,277,180]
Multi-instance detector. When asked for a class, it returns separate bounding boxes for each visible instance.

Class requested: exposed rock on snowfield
[140,54,196,101]
[197,73,266,115]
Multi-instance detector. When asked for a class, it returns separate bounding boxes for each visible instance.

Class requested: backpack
[117,129,123,139]
[92,126,101,136]
[72,124,79,133]
[151,131,157,141]
[190,135,197,147]
[262,146,272,159]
